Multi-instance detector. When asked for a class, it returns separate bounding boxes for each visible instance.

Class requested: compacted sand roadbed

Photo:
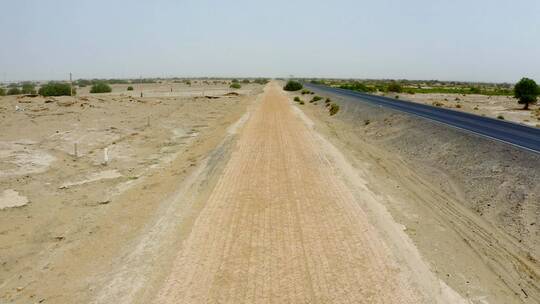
[154,83,462,303]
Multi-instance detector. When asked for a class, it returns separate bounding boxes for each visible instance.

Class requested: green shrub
[7,87,21,95]
[514,77,539,110]
[230,83,241,89]
[339,82,373,92]
[76,79,93,87]
[132,78,157,84]
[469,87,482,94]
[242,79,250,83]
[90,82,112,93]
[107,79,128,84]
[39,82,73,96]
[311,96,322,102]
[253,78,269,85]
[231,79,239,83]
[0,87,5,96]
[325,98,331,103]
[283,80,303,91]
[21,82,36,94]
[387,83,402,93]
[497,115,505,120]
[294,96,301,102]
[299,101,305,105]
[329,103,340,115]
[127,86,134,91]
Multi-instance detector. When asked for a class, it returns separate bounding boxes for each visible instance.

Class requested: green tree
[514,78,539,110]
[230,83,241,89]
[90,82,112,93]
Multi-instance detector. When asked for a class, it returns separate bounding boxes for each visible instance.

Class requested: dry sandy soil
[1,81,538,303]
[0,81,262,303]
[379,91,540,128]
[291,88,539,303]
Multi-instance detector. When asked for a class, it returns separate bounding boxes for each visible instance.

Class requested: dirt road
[155,83,461,303]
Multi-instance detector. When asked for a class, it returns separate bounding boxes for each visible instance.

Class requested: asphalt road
[304,83,540,154]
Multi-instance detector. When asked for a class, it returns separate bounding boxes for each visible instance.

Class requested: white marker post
[103,147,109,165]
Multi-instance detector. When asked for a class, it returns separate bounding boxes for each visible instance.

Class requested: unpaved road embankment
[154,83,464,303]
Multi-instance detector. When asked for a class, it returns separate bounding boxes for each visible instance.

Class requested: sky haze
[1,0,539,82]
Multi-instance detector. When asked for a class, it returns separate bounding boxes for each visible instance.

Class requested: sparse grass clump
[329,103,340,115]
[455,104,462,108]
[127,86,134,91]
[283,80,303,91]
[432,101,444,107]
[90,82,112,94]
[325,98,331,104]
[299,100,305,105]
[497,115,505,120]
[230,83,241,89]
[39,82,73,96]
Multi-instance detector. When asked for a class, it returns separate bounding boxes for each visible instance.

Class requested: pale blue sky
[1,0,539,82]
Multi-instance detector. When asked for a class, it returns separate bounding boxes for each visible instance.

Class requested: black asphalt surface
[304,83,540,154]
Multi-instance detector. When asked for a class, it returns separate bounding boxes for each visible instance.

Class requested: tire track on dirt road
[155,83,463,303]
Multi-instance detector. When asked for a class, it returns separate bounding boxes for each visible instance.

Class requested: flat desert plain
[0,81,538,304]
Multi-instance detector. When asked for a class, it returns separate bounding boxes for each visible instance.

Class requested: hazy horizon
[1,0,539,83]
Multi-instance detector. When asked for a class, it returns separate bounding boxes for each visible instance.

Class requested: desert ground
[0,81,538,303]
[0,81,261,302]
[380,91,540,127]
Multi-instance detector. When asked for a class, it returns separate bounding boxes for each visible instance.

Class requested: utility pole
[70,72,73,96]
